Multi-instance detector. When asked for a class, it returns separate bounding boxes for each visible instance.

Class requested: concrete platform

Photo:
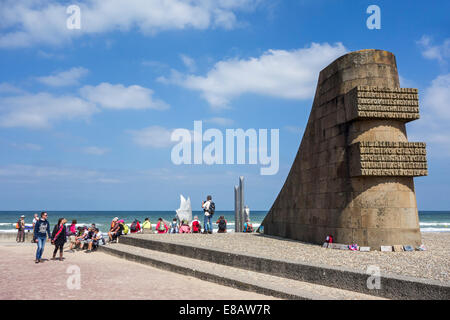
[100,233,450,300]
[100,242,382,300]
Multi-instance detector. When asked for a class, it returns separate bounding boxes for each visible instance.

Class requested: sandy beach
[0,242,277,300]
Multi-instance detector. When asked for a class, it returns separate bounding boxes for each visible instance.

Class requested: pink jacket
[179,225,190,233]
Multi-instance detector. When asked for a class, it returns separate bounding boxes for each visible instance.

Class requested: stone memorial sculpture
[261,50,427,248]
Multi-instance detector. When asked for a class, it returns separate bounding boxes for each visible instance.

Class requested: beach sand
[131,232,450,283]
[0,242,277,300]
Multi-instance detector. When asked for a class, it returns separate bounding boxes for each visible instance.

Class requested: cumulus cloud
[0,81,169,129]
[128,125,174,148]
[36,67,89,87]
[0,0,261,48]
[0,92,98,129]
[159,42,347,108]
[409,73,450,157]
[0,164,121,184]
[180,54,197,72]
[417,36,450,64]
[79,82,169,110]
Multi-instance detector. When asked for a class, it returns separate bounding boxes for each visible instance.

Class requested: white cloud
[128,125,174,148]
[0,164,121,184]
[0,92,98,129]
[159,42,347,108]
[180,54,197,72]
[80,82,169,110]
[204,117,234,126]
[422,74,450,119]
[9,142,42,151]
[417,36,450,64]
[82,146,110,155]
[0,0,261,48]
[0,80,169,129]
[408,73,450,157]
[0,83,24,94]
[37,67,89,87]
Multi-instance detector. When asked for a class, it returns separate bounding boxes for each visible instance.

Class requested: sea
[0,211,449,233]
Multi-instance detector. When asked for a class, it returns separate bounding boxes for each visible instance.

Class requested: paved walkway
[0,243,277,300]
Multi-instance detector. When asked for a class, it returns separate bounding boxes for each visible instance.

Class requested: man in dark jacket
[34,212,51,263]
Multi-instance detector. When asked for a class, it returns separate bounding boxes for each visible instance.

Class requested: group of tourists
[27,212,106,264]
[20,195,254,263]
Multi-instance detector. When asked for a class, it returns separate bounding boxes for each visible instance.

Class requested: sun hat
[20,215,25,218]
[113,217,119,221]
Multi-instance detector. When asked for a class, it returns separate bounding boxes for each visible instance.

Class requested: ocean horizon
[1,210,449,234]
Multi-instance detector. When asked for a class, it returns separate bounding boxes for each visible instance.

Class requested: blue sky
[0,0,449,211]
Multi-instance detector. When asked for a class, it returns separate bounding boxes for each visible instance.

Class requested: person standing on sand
[51,218,67,261]
[202,195,215,234]
[16,215,25,242]
[31,213,39,243]
[34,212,51,263]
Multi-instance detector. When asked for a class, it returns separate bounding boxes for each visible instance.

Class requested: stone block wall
[261,49,427,248]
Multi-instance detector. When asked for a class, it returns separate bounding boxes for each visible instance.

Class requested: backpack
[244,223,253,233]
[218,219,226,231]
[130,220,138,232]
[15,222,20,229]
[158,222,166,232]
[208,201,215,216]
[192,220,201,232]
[122,223,129,235]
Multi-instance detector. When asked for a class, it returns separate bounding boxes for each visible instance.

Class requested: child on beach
[191,216,202,233]
[179,220,190,233]
[51,218,67,261]
[156,218,168,234]
[216,216,227,233]
[130,219,141,233]
[142,218,152,234]
[169,218,179,234]
[243,219,253,233]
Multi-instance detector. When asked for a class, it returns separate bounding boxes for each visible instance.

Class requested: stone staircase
[99,235,386,300]
[99,234,449,300]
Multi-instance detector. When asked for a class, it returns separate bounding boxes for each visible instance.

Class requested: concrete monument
[261,49,427,248]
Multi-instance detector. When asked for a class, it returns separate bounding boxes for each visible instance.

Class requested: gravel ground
[0,243,276,300]
[131,232,450,283]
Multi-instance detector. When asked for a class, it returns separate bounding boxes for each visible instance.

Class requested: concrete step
[116,234,450,300]
[99,243,383,300]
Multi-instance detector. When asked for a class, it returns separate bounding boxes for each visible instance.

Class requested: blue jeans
[36,236,47,260]
[204,215,212,232]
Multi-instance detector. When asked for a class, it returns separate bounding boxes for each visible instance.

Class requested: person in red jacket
[156,218,168,234]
